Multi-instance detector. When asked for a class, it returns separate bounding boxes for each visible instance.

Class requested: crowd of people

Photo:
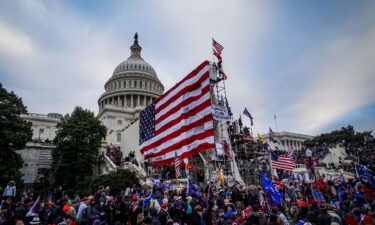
[1,171,375,225]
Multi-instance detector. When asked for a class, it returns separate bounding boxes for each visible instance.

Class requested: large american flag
[271,152,295,172]
[139,61,215,166]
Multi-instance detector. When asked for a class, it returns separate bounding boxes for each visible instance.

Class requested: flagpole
[274,114,278,133]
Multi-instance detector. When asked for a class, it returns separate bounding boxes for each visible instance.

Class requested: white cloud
[0,22,35,58]
[1,0,374,136]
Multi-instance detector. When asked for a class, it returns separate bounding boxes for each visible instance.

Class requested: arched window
[134,81,137,88]
[114,83,117,89]
[124,81,126,87]
[119,82,121,88]
[140,81,142,87]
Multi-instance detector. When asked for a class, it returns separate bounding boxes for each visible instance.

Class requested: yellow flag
[257,134,266,144]
[103,137,109,143]
[217,168,225,187]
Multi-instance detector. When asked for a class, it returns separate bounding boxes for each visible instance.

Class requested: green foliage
[76,169,139,196]
[51,106,107,188]
[304,125,373,148]
[0,83,32,187]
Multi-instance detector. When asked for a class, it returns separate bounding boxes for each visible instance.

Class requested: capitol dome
[98,33,164,118]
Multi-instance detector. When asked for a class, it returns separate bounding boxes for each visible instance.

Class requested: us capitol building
[18,34,164,183]
[97,33,163,144]
[17,34,312,184]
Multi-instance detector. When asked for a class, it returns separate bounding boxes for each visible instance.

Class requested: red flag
[223,141,232,160]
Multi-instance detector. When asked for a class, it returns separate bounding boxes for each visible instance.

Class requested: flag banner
[187,177,207,205]
[261,172,283,205]
[223,141,233,159]
[243,108,253,126]
[257,134,266,144]
[212,104,230,122]
[139,61,215,166]
[271,152,295,172]
[150,178,161,185]
[312,189,325,203]
[215,143,225,155]
[287,146,294,159]
[143,188,160,212]
[213,50,222,61]
[269,127,276,137]
[217,168,225,187]
[174,152,181,178]
[212,38,224,55]
[356,164,375,181]
[26,195,41,217]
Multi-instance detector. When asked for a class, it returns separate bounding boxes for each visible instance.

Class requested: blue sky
[0,0,374,135]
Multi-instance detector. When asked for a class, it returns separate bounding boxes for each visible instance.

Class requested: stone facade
[98,34,164,145]
[17,113,62,184]
[262,131,313,150]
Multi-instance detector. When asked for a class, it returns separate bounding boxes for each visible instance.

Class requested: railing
[121,162,146,178]
[102,155,146,182]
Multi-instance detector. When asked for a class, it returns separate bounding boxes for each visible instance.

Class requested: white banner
[212,104,230,122]
[215,143,225,155]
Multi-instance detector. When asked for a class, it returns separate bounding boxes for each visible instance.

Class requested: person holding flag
[268,127,278,143]
[261,172,283,206]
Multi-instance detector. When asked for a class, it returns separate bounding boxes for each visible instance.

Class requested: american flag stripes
[139,61,215,166]
[174,152,181,178]
[213,50,222,61]
[212,38,224,55]
[271,152,295,172]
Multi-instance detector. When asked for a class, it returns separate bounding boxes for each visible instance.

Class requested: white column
[137,95,140,106]
[130,95,133,108]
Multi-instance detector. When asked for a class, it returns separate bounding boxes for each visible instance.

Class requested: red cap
[298,201,308,207]
[62,205,70,211]
[132,196,138,201]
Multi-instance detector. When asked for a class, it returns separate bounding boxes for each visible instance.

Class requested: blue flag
[338,187,345,203]
[150,178,161,185]
[356,164,375,181]
[261,172,283,205]
[143,188,160,210]
[312,189,325,203]
[243,108,253,126]
[187,177,207,205]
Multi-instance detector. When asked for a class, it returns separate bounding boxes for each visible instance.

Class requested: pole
[274,114,278,133]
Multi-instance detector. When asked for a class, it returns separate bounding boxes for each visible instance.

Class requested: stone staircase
[101,155,146,184]
[38,150,52,168]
